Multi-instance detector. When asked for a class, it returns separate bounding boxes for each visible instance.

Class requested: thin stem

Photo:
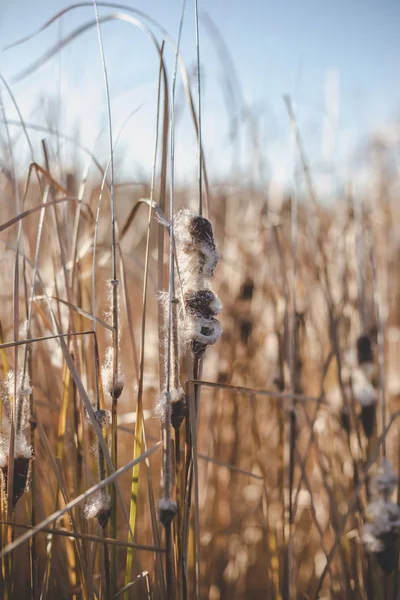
[163,4,187,598]
[194,0,203,216]
[92,2,119,591]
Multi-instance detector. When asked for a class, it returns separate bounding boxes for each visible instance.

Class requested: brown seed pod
[340,409,351,435]
[357,334,373,365]
[188,215,215,248]
[376,532,399,574]
[240,319,253,344]
[1,456,31,510]
[94,409,112,429]
[108,378,124,400]
[240,279,254,301]
[187,317,222,359]
[171,395,186,430]
[361,404,376,438]
[97,506,112,529]
[158,497,177,527]
[184,289,222,319]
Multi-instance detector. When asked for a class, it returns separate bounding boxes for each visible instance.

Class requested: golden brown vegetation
[0,5,400,600]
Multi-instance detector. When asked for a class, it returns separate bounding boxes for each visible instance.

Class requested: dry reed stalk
[124,37,169,600]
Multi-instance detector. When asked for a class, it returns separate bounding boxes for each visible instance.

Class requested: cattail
[273,371,285,392]
[84,490,112,529]
[102,347,125,401]
[372,458,398,500]
[357,334,373,365]
[362,460,400,573]
[158,496,177,528]
[240,319,253,344]
[94,409,112,429]
[175,209,219,283]
[85,407,112,430]
[0,371,33,510]
[175,209,222,360]
[363,499,400,573]
[340,408,351,436]
[85,407,112,528]
[186,316,222,359]
[0,433,32,510]
[184,289,222,319]
[351,367,377,438]
[240,279,254,301]
[155,389,186,431]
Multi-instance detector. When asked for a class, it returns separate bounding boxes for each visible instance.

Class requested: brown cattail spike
[158,497,177,528]
[97,506,112,529]
[1,456,31,510]
[109,379,124,400]
[171,393,186,431]
[184,289,222,319]
[357,334,373,364]
[94,409,112,429]
[376,532,398,573]
[361,404,376,438]
[188,215,215,247]
[240,279,254,301]
[240,319,253,344]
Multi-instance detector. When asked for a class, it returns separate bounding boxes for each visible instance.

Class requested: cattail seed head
[102,347,125,400]
[186,317,222,358]
[372,459,398,501]
[240,319,253,344]
[184,289,222,319]
[175,210,220,280]
[84,490,111,529]
[357,334,373,365]
[94,409,112,429]
[351,368,377,407]
[171,390,186,430]
[340,408,351,435]
[362,499,400,572]
[158,496,177,527]
[155,388,186,429]
[240,279,254,301]
[362,461,400,572]
[360,404,376,438]
[109,379,124,400]
[273,371,285,392]
[0,433,32,510]
[188,214,215,247]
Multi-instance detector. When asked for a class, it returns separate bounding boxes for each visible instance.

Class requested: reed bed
[0,3,399,599]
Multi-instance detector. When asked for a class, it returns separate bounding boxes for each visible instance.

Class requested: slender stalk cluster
[0,370,32,510]
[362,459,400,573]
[175,209,222,359]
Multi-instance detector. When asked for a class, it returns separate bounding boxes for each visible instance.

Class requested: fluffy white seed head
[102,346,125,400]
[362,525,384,553]
[371,459,398,500]
[84,490,111,528]
[0,433,32,468]
[184,289,222,319]
[364,499,400,538]
[175,209,219,284]
[94,409,112,429]
[351,368,377,406]
[154,388,185,423]
[186,316,222,345]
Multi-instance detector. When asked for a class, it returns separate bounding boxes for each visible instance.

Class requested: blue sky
[0,0,399,196]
